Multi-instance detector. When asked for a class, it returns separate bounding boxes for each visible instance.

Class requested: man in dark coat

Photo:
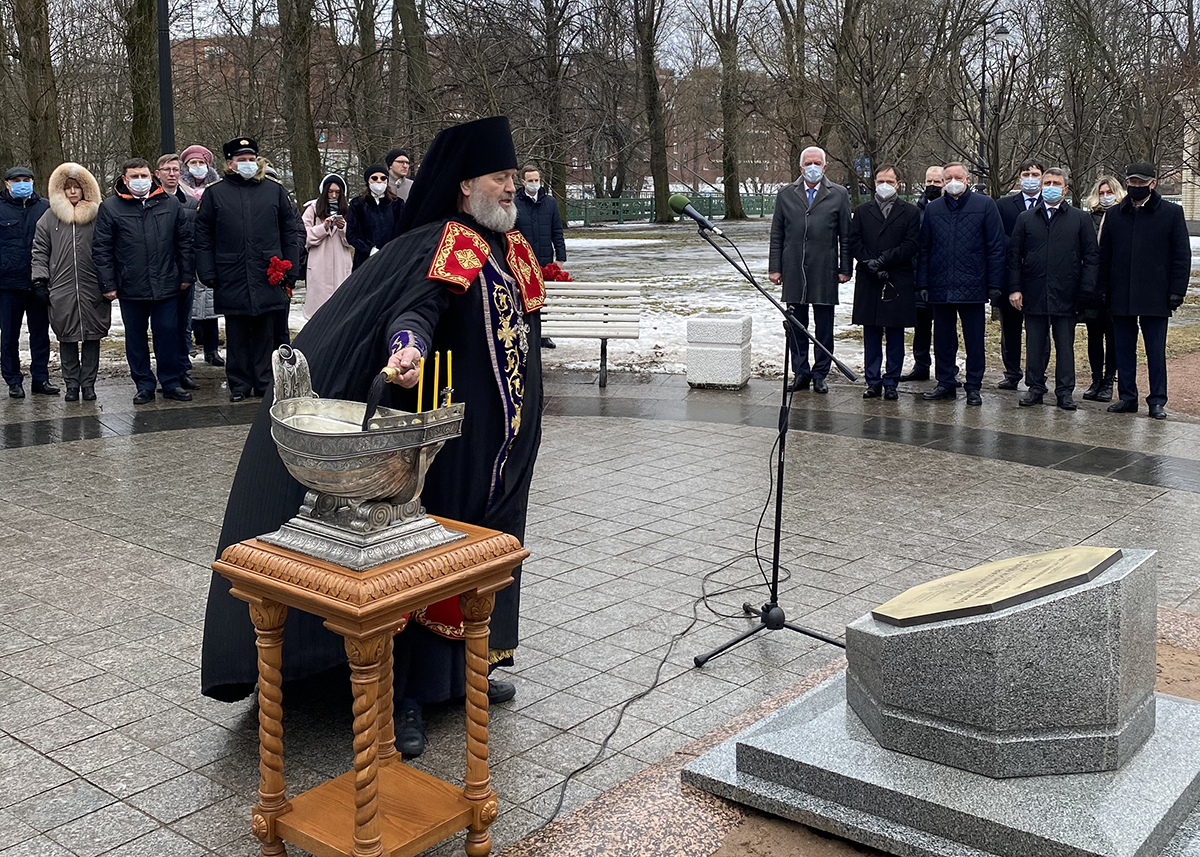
[1098,162,1192,419]
[201,117,543,760]
[768,146,852,392]
[916,161,1007,405]
[993,160,1045,390]
[848,164,921,399]
[194,137,302,402]
[514,163,567,349]
[92,158,194,404]
[156,154,201,392]
[901,165,944,382]
[1006,168,1098,410]
[0,166,55,398]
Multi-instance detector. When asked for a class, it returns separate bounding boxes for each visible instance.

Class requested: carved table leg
[250,600,290,857]
[377,617,407,766]
[460,591,498,857]
[346,634,388,857]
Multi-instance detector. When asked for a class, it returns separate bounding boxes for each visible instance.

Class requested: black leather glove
[1169,293,1185,310]
[915,289,928,309]
[32,279,49,305]
[865,258,883,277]
[876,268,890,283]
[987,287,1003,302]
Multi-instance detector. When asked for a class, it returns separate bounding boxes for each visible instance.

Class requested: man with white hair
[768,146,852,392]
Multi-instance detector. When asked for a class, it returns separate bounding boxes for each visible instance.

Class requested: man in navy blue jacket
[514,164,566,348]
[915,162,1007,405]
[0,166,54,398]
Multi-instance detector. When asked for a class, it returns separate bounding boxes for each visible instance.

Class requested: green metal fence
[565,195,777,225]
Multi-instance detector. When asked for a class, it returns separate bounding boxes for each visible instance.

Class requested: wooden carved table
[214,517,528,857]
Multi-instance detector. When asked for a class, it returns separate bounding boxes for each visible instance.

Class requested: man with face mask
[915,161,1007,405]
[993,161,1045,391]
[901,165,945,382]
[92,158,195,404]
[514,164,566,349]
[1097,163,1191,419]
[202,117,543,761]
[193,138,302,402]
[1006,167,1098,410]
[0,166,55,398]
[768,146,853,392]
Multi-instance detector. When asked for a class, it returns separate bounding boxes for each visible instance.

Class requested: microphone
[669,194,723,236]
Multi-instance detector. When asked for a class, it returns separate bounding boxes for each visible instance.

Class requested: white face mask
[875,183,897,201]
[525,182,540,195]
[235,161,258,179]
[188,164,208,179]
[1099,194,1117,209]
[1020,176,1042,194]
[128,177,152,195]
[369,181,388,197]
[944,179,966,196]
[803,164,824,184]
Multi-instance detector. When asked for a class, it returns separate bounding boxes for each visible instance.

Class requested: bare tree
[12,0,64,181]
[278,0,322,200]
[699,0,748,217]
[632,0,672,219]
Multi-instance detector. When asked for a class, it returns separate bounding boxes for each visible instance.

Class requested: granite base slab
[683,674,1200,857]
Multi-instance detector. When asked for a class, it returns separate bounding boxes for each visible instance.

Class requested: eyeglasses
[158,167,181,174]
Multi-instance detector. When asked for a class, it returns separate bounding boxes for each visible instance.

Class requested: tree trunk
[389,0,407,145]
[349,0,384,167]
[543,0,568,221]
[632,0,671,222]
[12,0,64,185]
[278,0,322,203]
[717,32,745,219]
[396,0,433,152]
[120,0,160,161]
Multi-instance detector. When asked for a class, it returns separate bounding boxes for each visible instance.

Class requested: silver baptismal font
[259,345,466,570]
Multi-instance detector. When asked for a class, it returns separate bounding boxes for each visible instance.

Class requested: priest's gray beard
[470,185,518,233]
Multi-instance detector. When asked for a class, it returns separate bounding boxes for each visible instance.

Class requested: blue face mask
[1041,185,1064,204]
[236,161,258,179]
[1020,176,1042,194]
[10,181,32,198]
[803,164,824,184]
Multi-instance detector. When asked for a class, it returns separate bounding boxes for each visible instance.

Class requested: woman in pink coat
[302,174,353,319]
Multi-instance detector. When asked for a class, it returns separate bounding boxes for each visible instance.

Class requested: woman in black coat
[847,172,921,398]
[1079,176,1123,401]
[346,163,402,270]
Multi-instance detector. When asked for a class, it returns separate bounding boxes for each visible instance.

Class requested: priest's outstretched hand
[386,347,423,388]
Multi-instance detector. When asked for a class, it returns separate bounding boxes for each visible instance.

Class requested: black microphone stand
[692,225,856,667]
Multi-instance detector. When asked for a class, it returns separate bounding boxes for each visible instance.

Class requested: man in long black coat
[1098,162,1191,419]
[848,164,920,399]
[201,117,544,760]
[994,160,1046,390]
[1006,168,1098,410]
[768,146,852,392]
[193,137,302,401]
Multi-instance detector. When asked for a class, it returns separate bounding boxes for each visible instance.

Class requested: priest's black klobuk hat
[396,116,517,234]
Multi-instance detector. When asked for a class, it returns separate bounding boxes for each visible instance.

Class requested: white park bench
[540,281,642,387]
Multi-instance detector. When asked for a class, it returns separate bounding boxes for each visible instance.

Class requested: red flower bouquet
[267,256,293,286]
[541,262,572,282]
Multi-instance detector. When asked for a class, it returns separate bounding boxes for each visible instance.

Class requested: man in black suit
[900,165,945,381]
[848,164,921,399]
[1006,167,1098,410]
[1098,163,1191,419]
[994,160,1045,390]
[768,146,852,393]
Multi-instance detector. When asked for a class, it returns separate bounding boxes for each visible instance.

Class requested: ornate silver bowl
[260,346,467,569]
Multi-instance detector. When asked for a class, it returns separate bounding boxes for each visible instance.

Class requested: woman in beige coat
[31,163,111,401]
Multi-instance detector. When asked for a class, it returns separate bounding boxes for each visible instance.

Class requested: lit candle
[447,350,453,405]
[433,351,441,408]
[416,355,425,414]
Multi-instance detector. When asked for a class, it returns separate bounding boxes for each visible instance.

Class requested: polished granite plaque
[872,546,1123,627]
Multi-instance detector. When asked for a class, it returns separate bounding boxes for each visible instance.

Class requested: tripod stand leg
[694,621,767,667]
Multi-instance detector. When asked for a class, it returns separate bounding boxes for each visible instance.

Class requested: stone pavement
[2,367,1200,856]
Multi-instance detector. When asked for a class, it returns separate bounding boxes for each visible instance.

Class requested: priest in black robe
[200,117,544,758]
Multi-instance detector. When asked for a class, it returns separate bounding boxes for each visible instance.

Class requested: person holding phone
[302,173,353,318]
